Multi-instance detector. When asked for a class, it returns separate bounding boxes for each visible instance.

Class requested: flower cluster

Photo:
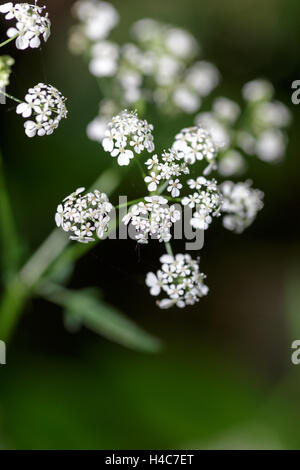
[0,55,14,89]
[55,187,112,243]
[172,126,218,174]
[144,149,189,193]
[182,177,222,230]
[69,3,221,145]
[219,180,264,233]
[71,0,119,42]
[102,110,155,166]
[146,254,208,309]
[16,83,68,137]
[0,2,51,50]
[122,196,180,244]
[195,82,291,177]
[69,0,119,79]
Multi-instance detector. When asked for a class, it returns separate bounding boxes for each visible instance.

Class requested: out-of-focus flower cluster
[219,180,264,233]
[196,80,291,177]
[182,177,222,230]
[122,196,181,244]
[102,109,154,165]
[55,187,112,243]
[0,54,14,88]
[0,2,51,50]
[69,0,220,142]
[146,254,208,309]
[16,83,68,137]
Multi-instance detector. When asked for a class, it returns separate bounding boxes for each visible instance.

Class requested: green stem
[0,277,28,342]
[134,157,147,182]
[157,181,169,195]
[0,152,22,281]
[0,34,18,49]
[165,241,174,256]
[115,197,145,209]
[0,89,22,104]
[0,168,121,342]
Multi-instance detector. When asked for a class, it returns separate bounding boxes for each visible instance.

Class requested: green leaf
[64,290,162,353]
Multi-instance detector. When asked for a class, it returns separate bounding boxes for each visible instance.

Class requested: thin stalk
[157,180,169,195]
[165,241,174,256]
[115,197,145,209]
[0,90,22,104]
[0,34,18,48]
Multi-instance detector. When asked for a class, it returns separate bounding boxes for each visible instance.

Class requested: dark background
[0,0,300,449]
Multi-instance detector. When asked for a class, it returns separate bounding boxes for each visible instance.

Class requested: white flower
[181,192,200,208]
[172,126,218,173]
[242,79,274,102]
[146,253,208,309]
[165,27,198,58]
[218,150,246,177]
[173,86,201,113]
[213,97,240,124]
[55,188,112,243]
[255,129,286,162]
[111,143,134,166]
[167,179,182,198]
[72,0,119,41]
[184,177,222,230]
[220,180,264,233]
[89,41,119,77]
[102,110,154,166]
[145,154,159,169]
[16,83,67,137]
[185,61,220,97]
[0,3,51,50]
[123,196,180,244]
[144,172,161,192]
[195,112,231,150]
[146,272,164,296]
[190,210,212,230]
[87,116,110,143]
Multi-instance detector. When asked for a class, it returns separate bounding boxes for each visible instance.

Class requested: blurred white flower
[220,180,264,233]
[173,86,201,113]
[185,61,220,97]
[89,41,119,77]
[242,79,274,102]
[255,129,286,162]
[213,97,240,124]
[72,0,119,41]
[254,101,291,128]
[195,112,231,150]
[218,150,246,177]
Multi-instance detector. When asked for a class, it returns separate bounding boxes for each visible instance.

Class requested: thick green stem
[0,168,121,342]
[0,278,28,342]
